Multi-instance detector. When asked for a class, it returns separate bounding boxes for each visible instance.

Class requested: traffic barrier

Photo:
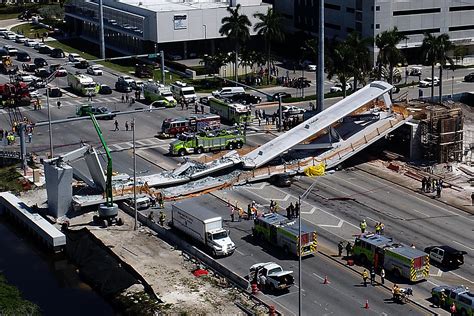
[323,275,330,284]
[364,299,369,309]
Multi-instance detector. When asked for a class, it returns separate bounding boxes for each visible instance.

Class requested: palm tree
[345,32,372,91]
[200,51,228,75]
[326,41,354,98]
[253,8,285,84]
[219,4,251,83]
[421,33,454,102]
[375,27,407,96]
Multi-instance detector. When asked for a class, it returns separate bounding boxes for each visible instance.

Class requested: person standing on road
[421,177,426,192]
[380,268,385,285]
[370,267,376,285]
[375,222,381,235]
[360,219,367,233]
[471,192,474,206]
[57,100,61,109]
[125,121,129,131]
[345,242,352,257]
[130,121,134,131]
[125,94,129,103]
[436,184,442,198]
[121,94,125,103]
[450,302,457,316]
[338,241,344,257]
[114,120,119,131]
[201,104,204,114]
[230,206,235,222]
[362,269,369,287]
[159,211,166,226]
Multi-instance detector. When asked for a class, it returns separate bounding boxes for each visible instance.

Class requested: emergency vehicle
[252,213,317,257]
[353,233,430,282]
[159,114,220,138]
[208,97,251,124]
[67,73,100,96]
[170,80,197,103]
[143,81,176,107]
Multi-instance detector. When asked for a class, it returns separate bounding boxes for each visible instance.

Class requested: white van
[212,86,245,98]
[128,196,151,210]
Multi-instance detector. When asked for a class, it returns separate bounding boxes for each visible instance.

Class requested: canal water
[0,218,115,316]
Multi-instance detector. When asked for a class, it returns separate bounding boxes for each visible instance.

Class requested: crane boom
[89,113,113,206]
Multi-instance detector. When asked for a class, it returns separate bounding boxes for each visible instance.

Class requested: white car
[419,77,439,88]
[2,45,18,55]
[118,75,135,85]
[16,73,36,83]
[33,42,46,50]
[29,90,40,98]
[307,64,317,71]
[280,105,306,115]
[330,82,352,93]
[15,35,26,43]
[3,32,16,40]
[68,53,85,63]
[24,39,38,47]
[87,65,103,76]
[131,80,143,90]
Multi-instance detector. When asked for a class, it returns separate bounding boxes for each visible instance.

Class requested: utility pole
[299,180,317,316]
[46,83,53,158]
[98,0,106,59]
[160,50,165,85]
[133,117,137,230]
[278,95,283,132]
[317,0,324,113]
[19,123,27,175]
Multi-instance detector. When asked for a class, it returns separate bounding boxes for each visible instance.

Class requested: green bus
[208,97,251,124]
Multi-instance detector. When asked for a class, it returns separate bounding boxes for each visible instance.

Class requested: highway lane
[150,194,426,316]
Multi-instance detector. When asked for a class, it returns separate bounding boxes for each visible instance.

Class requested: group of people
[114,119,134,132]
[421,176,443,198]
[1,117,34,145]
[359,219,385,235]
[121,92,138,105]
[362,267,385,286]
[285,202,300,219]
[337,241,353,257]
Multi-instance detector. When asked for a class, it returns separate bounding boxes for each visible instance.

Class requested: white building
[64,0,271,56]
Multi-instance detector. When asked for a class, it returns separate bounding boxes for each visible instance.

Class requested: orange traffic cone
[323,276,330,284]
[364,299,369,309]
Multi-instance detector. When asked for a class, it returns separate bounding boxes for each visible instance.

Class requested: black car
[115,80,132,93]
[464,73,474,82]
[50,48,65,58]
[22,63,37,72]
[267,92,292,102]
[228,93,262,105]
[35,68,50,78]
[424,245,467,268]
[269,174,292,187]
[48,87,62,98]
[75,60,89,69]
[32,78,46,89]
[91,106,116,120]
[99,84,112,94]
[199,96,209,105]
[38,46,53,55]
[34,57,48,67]
[16,51,30,62]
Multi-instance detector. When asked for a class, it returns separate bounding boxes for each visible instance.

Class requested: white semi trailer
[171,199,235,257]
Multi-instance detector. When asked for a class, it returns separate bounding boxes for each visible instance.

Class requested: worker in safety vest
[362,269,369,287]
[159,211,166,226]
[360,219,367,233]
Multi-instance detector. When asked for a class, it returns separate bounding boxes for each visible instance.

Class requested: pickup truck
[249,262,294,292]
[432,285,474,315]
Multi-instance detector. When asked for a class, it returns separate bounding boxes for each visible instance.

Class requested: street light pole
[46,83,53,158]
[451,75,454,99]
[98,0,106,59]
[278,95,283,132]
[133,117,137,231]
[317,0,324,113]
[298,180,317,316]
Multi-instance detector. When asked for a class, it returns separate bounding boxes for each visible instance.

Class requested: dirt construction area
[66,209,266,315]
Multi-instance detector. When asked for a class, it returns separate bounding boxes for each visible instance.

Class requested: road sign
[148,53,157,59]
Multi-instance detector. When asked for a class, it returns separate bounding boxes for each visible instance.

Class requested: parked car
[50,48,65,58]
[419,77,439,88]
[90,106,116,119]
[99,84,112,94]
[330,82,352,93]
[267,92,292,102]
[3,32,16,40]
[68,53,85,63]
[16,51,31,62]
[75,60,89,69]
[409,66,423,76]
[32,78,46,89]
[49,64,67,77]
[115,80,132,93]
[228,93,262,105]
[249,262,294,292]
[166,53,183,61]
[87,64,103,76]
[34,57,48,67]
[16,73,36,83]
[24,39,38,47]
[280,105,306,115]
[307,64,317,71]
[33,42,46,50]
[424,246,467,268]
[118,75,135,86]
[131,80,144,90]
[35,68,50,78]
[269,174,292,187]
[15,35,26,43]
[38,46,53,55]
[22,63,37,72]
[48,87,63,98]
[2,45,18,55]
[464,72,474,82]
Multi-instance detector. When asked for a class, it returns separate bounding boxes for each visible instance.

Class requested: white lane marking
[317,179,351,196]
[318,219,343,228]
[355,171,474,222]
[301,206,317,214]
[452,240,474,251]
[235,249,245,256]
[246,183,268,190]
[449,271,474,284]
[427,280,440,287]
[430,268,443,277]
[312,272,324,280]
[412,209,430,217]
[365,216,378,223]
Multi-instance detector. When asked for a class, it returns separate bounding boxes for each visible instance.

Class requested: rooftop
[116,0,264,13]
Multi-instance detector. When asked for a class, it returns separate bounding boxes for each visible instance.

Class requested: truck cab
[206,229,234,257]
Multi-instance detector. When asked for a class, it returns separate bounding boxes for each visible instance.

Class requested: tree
[453,45,468,65]
[326,41,354,98]
[219,4,251,83]
[375,27,407,97]
[200,51,228,75]
[253,8,285,84]
[345,32,372,91]
[421,33,454,102]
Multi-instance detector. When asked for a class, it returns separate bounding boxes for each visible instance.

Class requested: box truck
[171,199,235,257]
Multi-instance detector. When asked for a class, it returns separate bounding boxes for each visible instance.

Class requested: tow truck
[169,128,245,156]
[353,233,430,282]
[252,213,317,257]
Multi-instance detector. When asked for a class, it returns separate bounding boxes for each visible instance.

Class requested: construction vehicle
[67,72,100,96]
[170,81,197,103]
[143,81,176,107]
[169,128,245,156]
[0,56,18,74]
[135,63,153,78]
[159,114,220,138]
[249,262,294,292]
[171,199,235,257]
[353,233,430,282]
[0,81,31,107]
[208,97,251,124]
[89,114,123,227]
[252,213,317,257]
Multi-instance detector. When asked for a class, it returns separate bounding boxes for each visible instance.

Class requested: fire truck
[159,114,220,138]
[0,81,31,107]
[353,233,430,282]
[252,213,317,258]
